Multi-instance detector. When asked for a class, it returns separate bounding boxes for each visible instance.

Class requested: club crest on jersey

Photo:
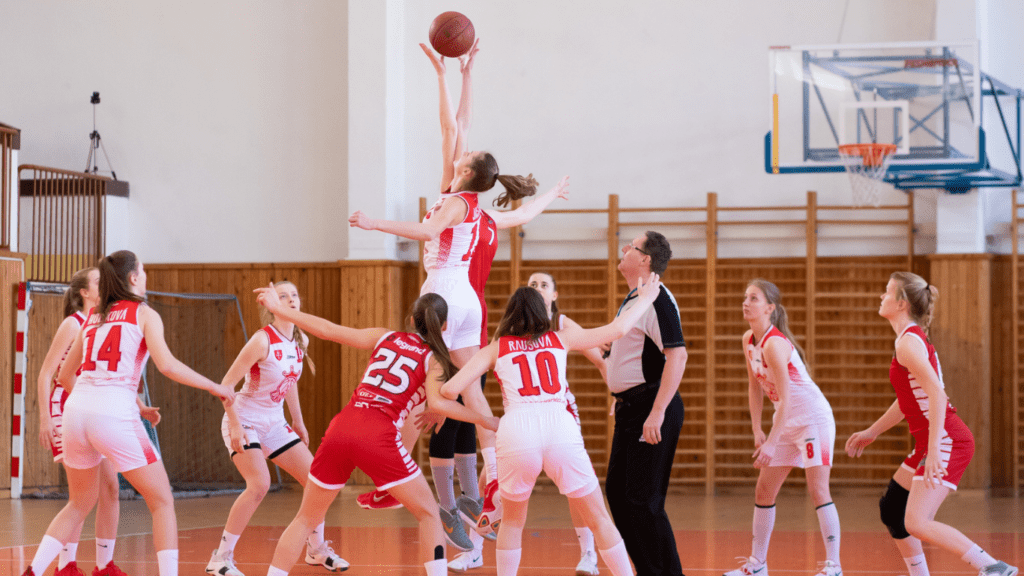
[274,350,283,361]
[270,368,300,403]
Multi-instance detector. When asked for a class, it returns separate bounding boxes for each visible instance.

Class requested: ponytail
[493,174,539,208]
[259,281,316,376]
[413,293,456,380]
[748,278,806,361]
[463,152,539,206]
[64,267,96,317]
[97,251,143,324]
[890,272,937,335]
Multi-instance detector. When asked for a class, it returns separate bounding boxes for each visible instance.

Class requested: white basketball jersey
[494,332,569,408]
[423,191,481,273]
[237,325,303,413]
[745,325,832,426]
[53,311,87,388]
[77,301,149,392]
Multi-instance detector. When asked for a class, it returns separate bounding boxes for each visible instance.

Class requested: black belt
[611,380,660,403]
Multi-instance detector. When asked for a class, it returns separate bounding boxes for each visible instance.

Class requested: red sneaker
[475,479,502,536]
[21,568,36,576]
[55,563,85,576]
[356,489,403,510]
[92,561,129,576]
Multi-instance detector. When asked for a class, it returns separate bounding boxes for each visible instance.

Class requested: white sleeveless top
[53,311,87,389]
[236,325,303,414]
[745,325,832,427]
[495,331,570,409]
[77,301,149,393]
[422,191,481,273]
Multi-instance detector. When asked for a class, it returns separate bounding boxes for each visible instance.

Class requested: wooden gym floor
[2,485,1021,575]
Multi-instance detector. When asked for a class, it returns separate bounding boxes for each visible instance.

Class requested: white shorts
[221,409,302,459]
[495,403,600,502]
[421,270,482,351]
[62,386,160,473]
[771,419,836,469]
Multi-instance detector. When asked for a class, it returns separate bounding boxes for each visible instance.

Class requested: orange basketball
[428,11,474,58]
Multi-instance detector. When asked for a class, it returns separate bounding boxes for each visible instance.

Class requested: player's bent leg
[904,480,972,556]
[753,465,792,507]
[225,449,273,537]
[387,473,454,562]
[566,486,634,576]
[357,407,423,512]
[120,461,178,553]
[568,499,597,576]
[269,482,341,574]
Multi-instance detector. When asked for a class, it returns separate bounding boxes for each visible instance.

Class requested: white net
[838,143,897,207]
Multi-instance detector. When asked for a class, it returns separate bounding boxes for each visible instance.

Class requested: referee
[604,231,686,576]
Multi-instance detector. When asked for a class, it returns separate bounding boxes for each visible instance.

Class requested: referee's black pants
[605,382,685,576]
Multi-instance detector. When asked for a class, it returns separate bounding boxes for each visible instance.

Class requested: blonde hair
[64,267,97,317]
[748,278,806,361]
[259,281,316,375]
[890,271,938,335]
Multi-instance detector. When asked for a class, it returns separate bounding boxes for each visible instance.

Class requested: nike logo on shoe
[373,493,388,502]
[750,567,764,574]
[444,524,455,534]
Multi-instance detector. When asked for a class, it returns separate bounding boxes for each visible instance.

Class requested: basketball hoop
[838,143,897,207]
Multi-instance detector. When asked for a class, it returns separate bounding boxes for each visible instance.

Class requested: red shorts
[308,406,421,491]
[901,413,974,490]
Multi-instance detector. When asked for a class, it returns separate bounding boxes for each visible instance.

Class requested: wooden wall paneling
[926,254,993,489]
[0,254,26,490]
[1014,190,1023,493]
[990,255,1015,490]
[704,192,717,493]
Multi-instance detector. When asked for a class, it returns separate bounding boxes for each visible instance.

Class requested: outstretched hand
[458,38,480,74]
[549,175,570,201]
[254,282,282,315]
[419,43,446,75]
[348,210,374,231]
[636,272,661,301]
[845,429,877,458]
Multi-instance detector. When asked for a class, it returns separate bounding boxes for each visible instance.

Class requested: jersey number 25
[361,348,419,394]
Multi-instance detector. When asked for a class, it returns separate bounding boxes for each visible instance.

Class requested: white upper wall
[0,0,347,263]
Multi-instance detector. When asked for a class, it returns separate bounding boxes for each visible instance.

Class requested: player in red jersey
[206,281,345,576]
[255,287,499,576]
[846,272,1017,576]
[440,274,663,576]
[35,267,157,576]
[21,251,235,576]
[350,39,570,559]
[727,279,841,576]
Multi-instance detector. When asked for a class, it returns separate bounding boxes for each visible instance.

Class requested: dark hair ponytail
[64,267,96,317]
[464,152,539,207]
[413,293,456,380]
[97,250,144,324]
[495,287,551,340]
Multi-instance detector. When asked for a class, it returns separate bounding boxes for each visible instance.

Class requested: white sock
[424,558,448,576]
[815,502,841,565]
[904,553,930,576]
[575,527,595,555]
[598,540,634,576]
[156,549,178,576]
[58,542,78,570]
[961,545,997,570]
[306,522,325,548]
[495,548,522,576]
[96,538,115,567]
[267,566,289,576]
[217,531,240,555]
[481,448,498,483]
[31,535,64,575]
[752,504,776,563]
[469,526,484,552]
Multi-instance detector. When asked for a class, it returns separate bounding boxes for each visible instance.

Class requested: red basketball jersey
[470,211,498,346]
[890,324,957,434]
[78,301,149,392]
[349,331,434,426]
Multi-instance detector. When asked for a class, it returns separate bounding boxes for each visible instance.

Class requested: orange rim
[838,143,897,167]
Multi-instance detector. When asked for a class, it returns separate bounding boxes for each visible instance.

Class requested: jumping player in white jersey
[206,281,346,576]
[20,250,235,576]
[35,267,158,576]
[255,287,499,576]
[527,271,607,576]
[440,274,663,576]
[349,38,570,550]
[725,279,842,576]
[846,273,1017,576]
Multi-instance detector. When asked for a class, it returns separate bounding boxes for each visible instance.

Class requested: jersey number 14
[81,325,123,372]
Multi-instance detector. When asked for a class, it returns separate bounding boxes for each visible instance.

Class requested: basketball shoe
[980,562,1019,576]
[206,549,245,576]
[439,507,474,551]
[92,561,129,576]
[456,495,496,541]
[448,550,483,573]
[21,568,36,576]
[575,550,599,576]
[475,480,502,537]
[815,561,842,576]
[356,489,402,510]
[305,541,349,572]
[55,563,85,576]
[724,556,768,576]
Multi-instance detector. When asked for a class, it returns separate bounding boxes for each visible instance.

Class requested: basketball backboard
[766,41,982,177]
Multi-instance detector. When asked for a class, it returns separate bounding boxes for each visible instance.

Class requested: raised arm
[486,176,570,229]
[440,340,499,400]
[453,38,480,162]
[559,273,661,351]
[419,43,458,193]
[349,194,468,242]
[141,307,235,404]
[254,283,389,349]
[37,316,82,448]
[561,316,607,382]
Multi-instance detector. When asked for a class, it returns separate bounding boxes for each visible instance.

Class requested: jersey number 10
[511,351,561,397]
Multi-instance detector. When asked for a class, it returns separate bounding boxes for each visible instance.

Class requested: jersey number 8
[361,348,419,394]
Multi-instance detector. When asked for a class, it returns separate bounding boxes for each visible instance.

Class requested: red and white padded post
[11,282,29,498]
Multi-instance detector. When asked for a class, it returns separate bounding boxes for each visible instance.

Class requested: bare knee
[245,476,271,501]
[98,475,120,505]
[405,498,440,522]
[754,481,778,506]
[903,511,926,538]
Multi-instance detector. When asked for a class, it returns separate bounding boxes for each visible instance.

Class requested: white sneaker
[576,549,599,576]
[724,556,768,576]
[815,561,842,576]
[305,541,350,572]
[979,562,1019,576]
[448,550,484,572]
[206,549,245,576]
